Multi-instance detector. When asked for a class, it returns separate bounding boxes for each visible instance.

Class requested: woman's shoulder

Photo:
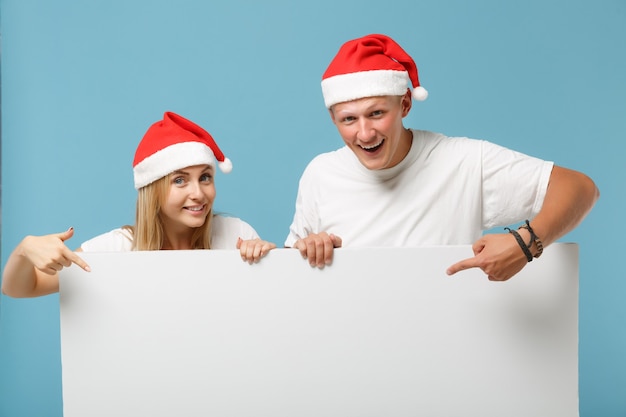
[80,228,134,252]
[211,215,259,249]
[212,214,250,227]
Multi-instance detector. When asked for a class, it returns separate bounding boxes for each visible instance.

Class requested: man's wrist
[518,220,544,259]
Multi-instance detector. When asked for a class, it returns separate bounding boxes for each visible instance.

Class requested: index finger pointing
[68,251,91,272]
[446,256,479,276]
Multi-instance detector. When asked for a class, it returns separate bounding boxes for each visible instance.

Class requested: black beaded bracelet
[518,220,544,259]
[505,227,534,262]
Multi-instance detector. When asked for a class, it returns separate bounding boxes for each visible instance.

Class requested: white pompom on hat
[132,111,232,189]
[321,34,428,108]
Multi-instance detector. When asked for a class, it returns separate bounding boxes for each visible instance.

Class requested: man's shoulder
[296,147,349,175]
[310,145,350,161]
[412,129,461,142]
[411,129,485,151]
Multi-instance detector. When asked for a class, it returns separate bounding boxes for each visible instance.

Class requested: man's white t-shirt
[285,130,554,248]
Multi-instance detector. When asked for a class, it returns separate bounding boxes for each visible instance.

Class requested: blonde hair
[125,174,213,250]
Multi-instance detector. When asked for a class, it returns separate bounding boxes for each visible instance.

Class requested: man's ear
[328,107,337,124]
[401,90,413,117]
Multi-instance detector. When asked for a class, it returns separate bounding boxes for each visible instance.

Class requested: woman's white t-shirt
[81,215,259,252]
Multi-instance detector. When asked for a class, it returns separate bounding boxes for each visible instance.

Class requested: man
[284,33,598,281]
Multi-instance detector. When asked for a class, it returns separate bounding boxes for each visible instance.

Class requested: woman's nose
[188,182,203,199]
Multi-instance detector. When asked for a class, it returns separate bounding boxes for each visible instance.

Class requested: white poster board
[59,245,579,417]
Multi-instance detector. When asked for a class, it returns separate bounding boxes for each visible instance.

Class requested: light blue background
[1,0,624,415]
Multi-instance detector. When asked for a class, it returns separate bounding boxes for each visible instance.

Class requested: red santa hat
[132,111,232,189]
[321,34,428,108]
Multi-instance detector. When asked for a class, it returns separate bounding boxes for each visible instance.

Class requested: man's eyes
[342,111,383,123]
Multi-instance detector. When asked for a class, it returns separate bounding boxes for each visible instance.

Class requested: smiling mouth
[360,138,384,153]
[184,204,205,212]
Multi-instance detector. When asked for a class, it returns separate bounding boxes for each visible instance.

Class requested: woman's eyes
[172,174,212,185]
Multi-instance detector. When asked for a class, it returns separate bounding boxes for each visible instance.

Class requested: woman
[2,111,276,298]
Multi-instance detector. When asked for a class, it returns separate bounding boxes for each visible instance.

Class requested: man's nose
[356,119,375,141]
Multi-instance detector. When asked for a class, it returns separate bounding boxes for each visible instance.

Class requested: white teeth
[362,139,384,150]
[186,205,204,211]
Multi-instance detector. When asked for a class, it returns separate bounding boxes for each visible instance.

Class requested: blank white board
[59,244,579,417]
